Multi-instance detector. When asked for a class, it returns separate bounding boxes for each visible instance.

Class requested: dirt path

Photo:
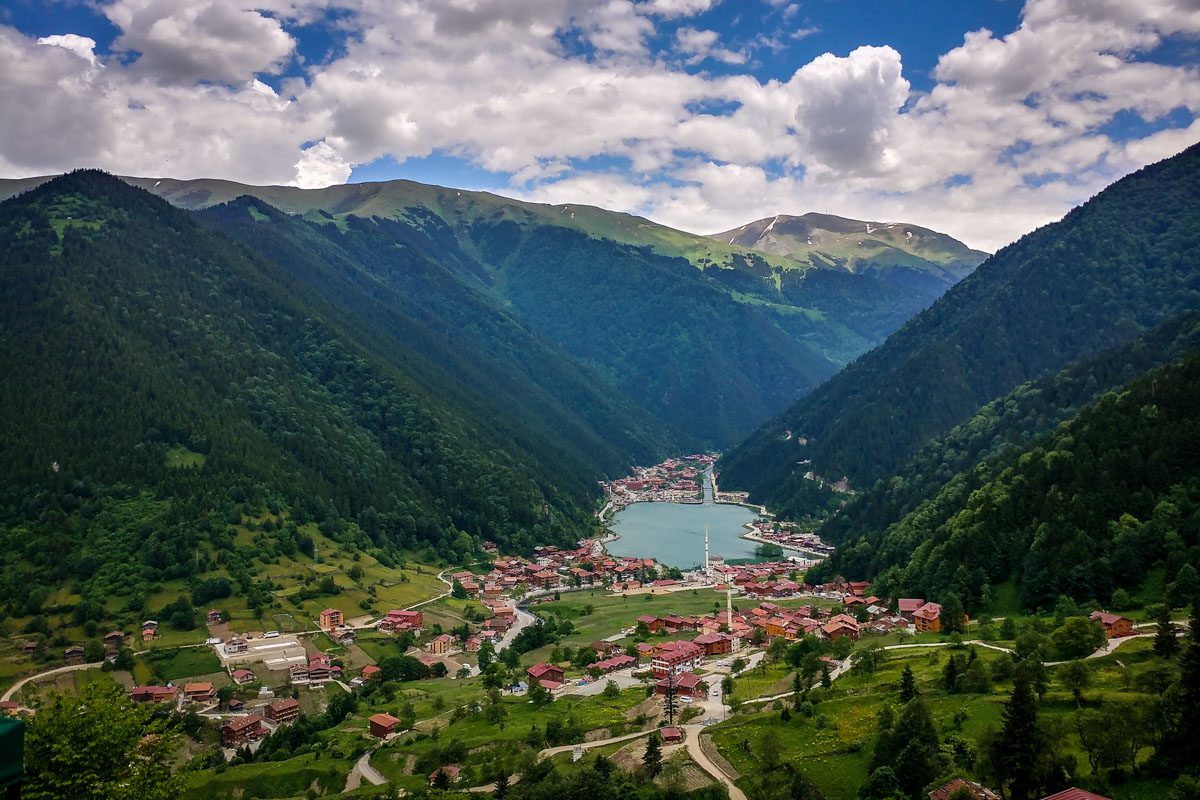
[2,661,98,702]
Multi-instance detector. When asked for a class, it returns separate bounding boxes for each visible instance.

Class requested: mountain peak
[711,212,988,279]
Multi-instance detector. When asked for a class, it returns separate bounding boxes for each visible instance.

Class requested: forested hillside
[0,175,986,445]
[0,172,671,616]
[720,142,1200,504]
[820,348,1200,612]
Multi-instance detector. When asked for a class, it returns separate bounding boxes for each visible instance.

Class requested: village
[0,462,1177,800]
[599,454,717,512]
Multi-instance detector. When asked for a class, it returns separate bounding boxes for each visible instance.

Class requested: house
[19,641,37,655]
[429,765,462,786]
[1089,610,1134,639]
[130,685,178,704]
[308,654,331,682]
[141,627,156,642]
[289,664,310,684]
[380,609,423,633]
[227,698,244,712]
[104,630,126,647]
[527,662,565,688]
[207,609,223,624]
[265,698,301,724]
[591,654,637,674]
[64,645,85,662]
[220,714,266,747]
[660,726,684,744]
[897,598,926,620]
[637,615,664,633]
[822,614,861,642]
[183,682,215,704]
[369,712,402,738]
[426,634,453,655]
[652,640,704,678]
[231,669,257,685]
[362,665,382,681]
[1039,790,1112,800]
[0,701,19,717]
[589,641,622,658]
[929,779,1001,800]
[224,637,249,655]
[318,608,344,631]
[692,632,732,656]
[656,672,705,697]
[912,602,943,633]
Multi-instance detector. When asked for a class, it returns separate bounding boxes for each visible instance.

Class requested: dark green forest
[814,347,1200,611]
[0,172,672,617]
[720,141,1200,506]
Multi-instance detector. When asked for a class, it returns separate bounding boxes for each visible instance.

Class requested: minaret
[704,524,710,584]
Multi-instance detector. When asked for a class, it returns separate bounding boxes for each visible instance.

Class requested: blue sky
[1,0,1197,249]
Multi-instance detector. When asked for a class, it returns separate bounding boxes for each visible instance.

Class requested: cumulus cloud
[1,0,1197,250]
[675,27,746,64]
[104,0,296,84]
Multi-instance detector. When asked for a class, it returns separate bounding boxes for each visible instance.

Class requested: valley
[2,104,1199,800]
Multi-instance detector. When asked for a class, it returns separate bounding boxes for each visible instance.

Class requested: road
[2,661,97,702]
[344,749,387,792]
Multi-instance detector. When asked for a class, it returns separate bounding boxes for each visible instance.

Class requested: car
[263,631,280,638]
[679,696,693,704]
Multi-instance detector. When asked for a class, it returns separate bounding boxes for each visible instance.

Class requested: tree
[451,580,467,600]
[853,644,883,675]
[899,665,918,702]
[999,617,1017,640]
[1161,599,1200,769]
[23,683,182,800]
[1059,660,1092,706]
[1169,564,1200,607]
[860,766,903,800]
[941,593,966,634]
[603,680,619,699]
[871,696,941,799]
[1050,617,1105,660]
[990,668,1043,800]
[961,657,992,694]
[643,732,663,777]
[1154,602,1180,658]
[82,640,105,663]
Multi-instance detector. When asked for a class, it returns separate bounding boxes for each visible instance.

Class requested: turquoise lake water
[605,478,761,568]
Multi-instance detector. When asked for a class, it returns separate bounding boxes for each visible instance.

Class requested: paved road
[684,724,747,800]
[1,661,98,702]
[344,749,387,792]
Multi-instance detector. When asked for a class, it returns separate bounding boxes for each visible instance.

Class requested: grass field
[180,752,351,800]
[709,640,1179,800]
[140,647,223,682]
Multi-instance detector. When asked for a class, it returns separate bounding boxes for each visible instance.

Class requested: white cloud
[104,0,296,84]
[675,27,746,64]
[1,0,1197,251]
[37,34,98,64]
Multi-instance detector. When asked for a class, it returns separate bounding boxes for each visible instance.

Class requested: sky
[2,0,1199,251]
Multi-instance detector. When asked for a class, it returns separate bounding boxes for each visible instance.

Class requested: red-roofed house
[656,672,706,697]
[183,682,215,704]
[1040,789,1112,800]
[369,712,402,738]
[897,598,926,620]
[652,640,703,677]
[1089,610,1133,639]
[362,665,382,680]
[426,634,453,655]
[430,765,462,786]
[527,662,565,687]
[912,602,943,633]
[693,632,732,656]
[929,779,1001,800]
[318,608,343,631]
[220,714,266,746]
[265,698,301,724]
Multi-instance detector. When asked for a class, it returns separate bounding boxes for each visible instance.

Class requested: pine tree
[942,593,966,634]
[643,731,663,778]
[1154,601,1179,658]
[1162,599,1200,769]
[899,664,918,702]
[991,667,1043,800]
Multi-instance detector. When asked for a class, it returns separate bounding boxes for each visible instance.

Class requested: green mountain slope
[809,312,1200,605]
[824,347,1200,611]
[719,142,1200,504]
[0,172,672,612]
[712,212,987,284]
[0,175,986,445]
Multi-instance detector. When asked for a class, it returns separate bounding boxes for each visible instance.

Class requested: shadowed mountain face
[0,175,987,445]
[719,141,1200,514]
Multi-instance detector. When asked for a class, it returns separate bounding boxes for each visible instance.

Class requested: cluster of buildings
[743,519,834,556]
[600,455,717,510]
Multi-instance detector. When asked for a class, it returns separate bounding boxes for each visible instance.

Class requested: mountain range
[0,175,986,446]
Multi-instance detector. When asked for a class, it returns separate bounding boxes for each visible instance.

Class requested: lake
[605,475,762,567]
